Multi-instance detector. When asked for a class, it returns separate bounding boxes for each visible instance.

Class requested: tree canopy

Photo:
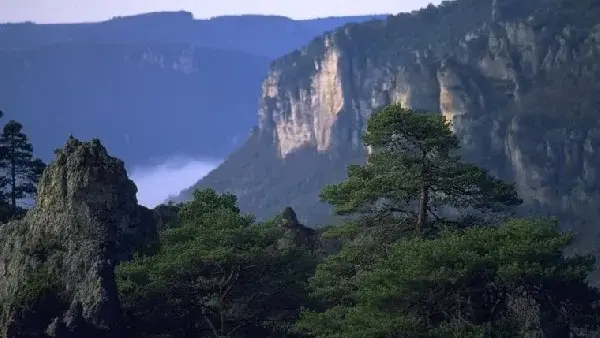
[48,103,600,337]
[116,188,318,338]
[113,104,600,338]
[321,104,521,233]
[295,104,599,337]
[297,218,600,337]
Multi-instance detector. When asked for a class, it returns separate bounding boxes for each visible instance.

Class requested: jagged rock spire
[277,206,315,249]
[0,137,157,338]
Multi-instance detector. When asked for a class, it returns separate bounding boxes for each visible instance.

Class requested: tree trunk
[202,314,218,337]
[220,304,225,337]
[417,151,429,234]
[9,145,16,215]
[416,183,429,233]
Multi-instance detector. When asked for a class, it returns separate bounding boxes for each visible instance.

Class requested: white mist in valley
[129,155,220,208]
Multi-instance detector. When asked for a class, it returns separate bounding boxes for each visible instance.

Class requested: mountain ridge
[0,12,386,58]
[0,12,383,168]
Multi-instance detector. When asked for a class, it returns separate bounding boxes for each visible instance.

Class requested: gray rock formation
[276,207,316,249]
[0,137,157,338]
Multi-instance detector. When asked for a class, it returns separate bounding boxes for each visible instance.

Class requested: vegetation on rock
[8,263,69,327]
[0,101,599,337]
[0,137,156,338]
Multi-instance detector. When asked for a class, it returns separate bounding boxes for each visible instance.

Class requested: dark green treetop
[296,218,600,337]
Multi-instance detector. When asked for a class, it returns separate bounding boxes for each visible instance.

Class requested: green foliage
[177,188,243,224]
[0,263,70,337]
[0,118,46,220]
[296,103,600,337]
[4,1,600,336]
[116,188,318,337]
[310,104,522,330]
[21,235,65,263]
[320,104,521,233]
[0,263,68,336]
[296,218,600,337]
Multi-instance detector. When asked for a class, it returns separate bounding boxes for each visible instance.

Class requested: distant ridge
[0,12,385,57]
[1,11,387,26]
[0,11,381,168]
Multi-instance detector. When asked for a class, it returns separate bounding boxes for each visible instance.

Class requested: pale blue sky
[0,0,443,23]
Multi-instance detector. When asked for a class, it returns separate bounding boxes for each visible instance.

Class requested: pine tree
[0,110,9,221]
[0,120,46,216]
[320,103,522,233]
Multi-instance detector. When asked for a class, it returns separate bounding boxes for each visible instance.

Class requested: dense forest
[0,110,45,222]
[111,104,600,337]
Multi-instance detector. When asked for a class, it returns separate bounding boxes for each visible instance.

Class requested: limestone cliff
[192,0,600,245]
[0,137,157,337]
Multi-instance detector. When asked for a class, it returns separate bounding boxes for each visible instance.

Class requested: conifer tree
[0,109,9,220]
[0,120,46,216]
[320,103,522,233]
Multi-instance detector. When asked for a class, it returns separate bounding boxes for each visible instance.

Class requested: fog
[129,156,220,208]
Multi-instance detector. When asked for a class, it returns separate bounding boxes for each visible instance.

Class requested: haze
[1,0,442,23]
[129,156,220,208]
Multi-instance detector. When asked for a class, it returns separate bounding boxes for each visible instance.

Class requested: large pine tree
[320,103,522,233]
[0,110,8,219]
[0,120,45,217]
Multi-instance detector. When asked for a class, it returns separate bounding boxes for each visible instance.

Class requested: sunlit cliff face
[255,15,600,225]
[261,36,344,158]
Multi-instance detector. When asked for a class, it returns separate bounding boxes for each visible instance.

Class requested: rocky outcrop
[276,207,316,249]
[0,137,158,338]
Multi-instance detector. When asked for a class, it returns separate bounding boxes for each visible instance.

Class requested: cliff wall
[194,0,600,256]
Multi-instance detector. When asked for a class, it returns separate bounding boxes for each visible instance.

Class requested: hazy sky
[1,0,443,23]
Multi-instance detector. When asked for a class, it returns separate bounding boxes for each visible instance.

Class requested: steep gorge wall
[197,0,600,243]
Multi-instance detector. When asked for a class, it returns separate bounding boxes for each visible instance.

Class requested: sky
[0,0,442,23]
